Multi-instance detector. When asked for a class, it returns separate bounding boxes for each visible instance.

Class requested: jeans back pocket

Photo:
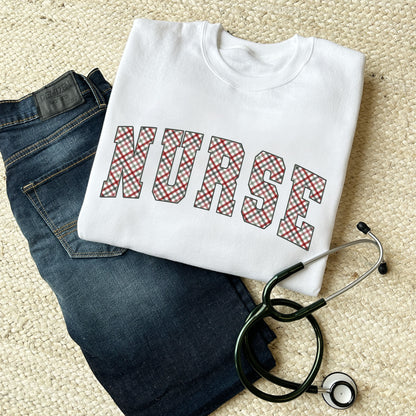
[22,147,126,258]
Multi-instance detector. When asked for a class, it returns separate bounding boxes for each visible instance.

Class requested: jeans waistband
[0,68,111,130]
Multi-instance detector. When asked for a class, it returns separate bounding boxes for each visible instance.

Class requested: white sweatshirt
[78,19,365,296]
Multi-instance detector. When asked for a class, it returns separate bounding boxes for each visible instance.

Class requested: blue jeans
[0,69,275,416]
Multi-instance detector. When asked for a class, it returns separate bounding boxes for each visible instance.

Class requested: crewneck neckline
[201,22,315,91]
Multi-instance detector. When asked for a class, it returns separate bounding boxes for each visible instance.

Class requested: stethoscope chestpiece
[321,372,357,410]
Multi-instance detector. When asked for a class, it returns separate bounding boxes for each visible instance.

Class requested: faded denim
[0,69,275,416]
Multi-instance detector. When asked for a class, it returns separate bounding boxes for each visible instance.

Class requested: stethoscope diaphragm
[321,372,357,409]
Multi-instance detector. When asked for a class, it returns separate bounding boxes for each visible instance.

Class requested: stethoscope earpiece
[321,372,357,410]
[378,262,388,274]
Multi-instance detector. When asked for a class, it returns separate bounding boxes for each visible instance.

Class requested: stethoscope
[235,222,387,409]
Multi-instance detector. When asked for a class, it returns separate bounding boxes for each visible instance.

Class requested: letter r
[194,136,245,217]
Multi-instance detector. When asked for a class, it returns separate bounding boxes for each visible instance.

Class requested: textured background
[0,1,415,415]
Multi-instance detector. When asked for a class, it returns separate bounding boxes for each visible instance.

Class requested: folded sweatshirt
[78,19,365,296]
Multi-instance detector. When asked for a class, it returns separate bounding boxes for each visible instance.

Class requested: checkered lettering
[194,136,245,216]
[241,151,286,229]
[277,165,327,250]
[152,129,204,203]
[100,126,157,198]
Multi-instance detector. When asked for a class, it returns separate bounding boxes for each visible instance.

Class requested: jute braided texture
[1,1,415,415]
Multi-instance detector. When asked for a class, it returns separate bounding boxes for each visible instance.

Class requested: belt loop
[81,75,106,108]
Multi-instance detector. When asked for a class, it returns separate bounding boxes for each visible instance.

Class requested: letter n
[277,165,327,250]
[100,126,156,198]
[194,136,245,216]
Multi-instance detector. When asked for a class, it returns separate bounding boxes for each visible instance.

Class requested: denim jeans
[0,69,275,416]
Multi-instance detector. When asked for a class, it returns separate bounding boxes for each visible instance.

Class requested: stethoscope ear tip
[378,262,388,274]
[322,372,357,410]
[357,221,371,234]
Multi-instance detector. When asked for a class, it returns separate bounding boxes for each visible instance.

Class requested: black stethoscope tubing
[236,298,324,402]
[234,222,387,408]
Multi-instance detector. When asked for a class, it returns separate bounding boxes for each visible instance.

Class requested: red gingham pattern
[241,151,285,229]
[152,129,203,203]
[194,136,244,216]
[277,165,326,250]
[100,126,156,198]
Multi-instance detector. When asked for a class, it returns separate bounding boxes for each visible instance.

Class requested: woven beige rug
[1,1,415,415]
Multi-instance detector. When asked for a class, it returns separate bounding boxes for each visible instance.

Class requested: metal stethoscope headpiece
[234,222,387,409]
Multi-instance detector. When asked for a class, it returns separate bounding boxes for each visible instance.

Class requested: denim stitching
[58,227,124,257]
[0,85,106,129]
[5,107,97,166]
[33,186,55,229]
[29,151,96,189]
[0,83,96,105]
[5,106,99,165]
[93,84,105,106]
[82,75,105,108]
[23,155,124,257]
[55,219,77,233]
[24,184,124,257]
[24,186,57,235]
[88,81,101,105]
[5,106,105,169]
[59,227,78,239]
[58,235,125,257]
[0,92,33,103]
[0,114,38,128]
[87,68,100,77]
